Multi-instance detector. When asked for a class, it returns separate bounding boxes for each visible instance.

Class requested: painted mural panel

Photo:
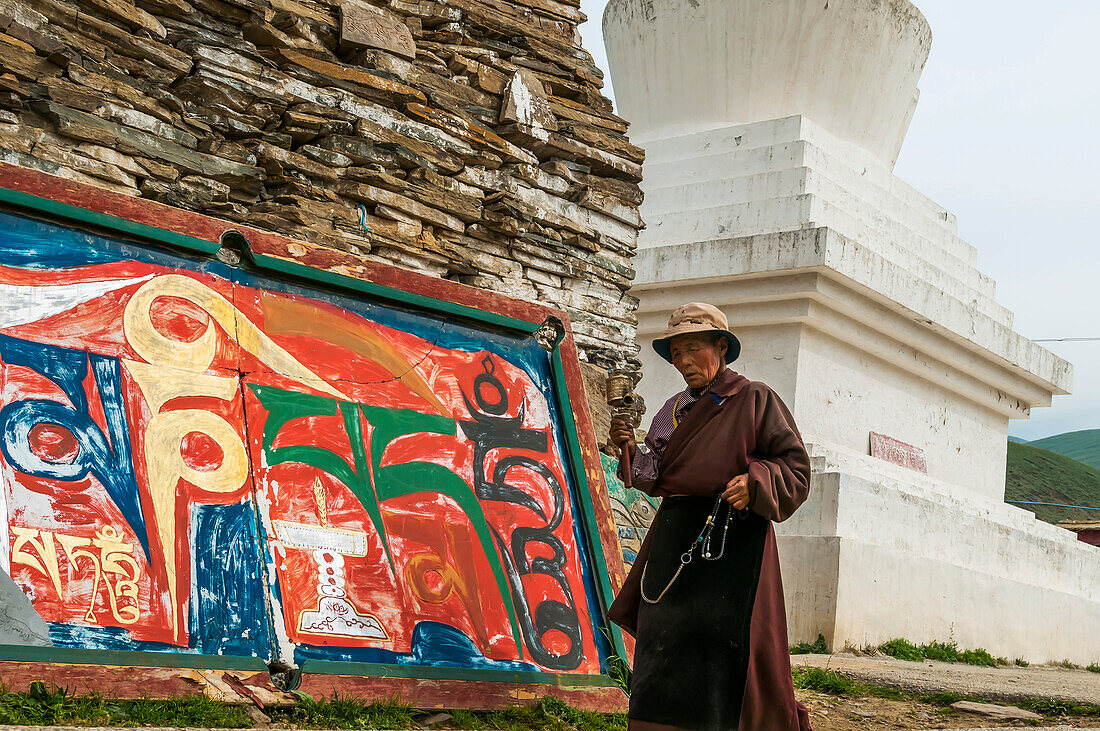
[0,209,607,675]
[601,453,658,571]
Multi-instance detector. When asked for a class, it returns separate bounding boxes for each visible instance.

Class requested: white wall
[796,328,1009,501]
[638,307,1009,501]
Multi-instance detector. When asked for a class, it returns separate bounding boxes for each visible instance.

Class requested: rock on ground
[950,700,1043,720]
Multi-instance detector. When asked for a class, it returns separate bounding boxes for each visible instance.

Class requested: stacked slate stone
[0,0,643,370]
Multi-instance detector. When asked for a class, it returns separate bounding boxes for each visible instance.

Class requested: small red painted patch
[541,628,575,658]
[149,295,211,343]
[27,423,80,463]
[181,431,224,472]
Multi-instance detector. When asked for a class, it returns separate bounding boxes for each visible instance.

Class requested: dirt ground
[793,652,1100,730]
[792,653,1100,705]
[796,689,1097,730]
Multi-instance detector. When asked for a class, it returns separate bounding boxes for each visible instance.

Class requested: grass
[599,628,631,695]
[7,669,1100,729]
[791,667,902,701]
[792,666,861,695]
[1087,663,1100,674]
[1018,698,1100,718]
[918,641,960,663]
[0,684,628,731]
[875,638,1010,667]
[959,648,999,668]
[1005,441,1100,523]
[877,638,924,662]
[918,691,966,706]
[275,693,419,729]
[1029,429,1100,472]
[790,634,828,655]
[605,652,631,695]
[278,694,628,731]
[0,682,253,727]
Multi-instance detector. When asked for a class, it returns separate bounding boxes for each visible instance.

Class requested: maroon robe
[609,368,812,731]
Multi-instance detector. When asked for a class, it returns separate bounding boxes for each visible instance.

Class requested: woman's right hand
[609,417,637,460]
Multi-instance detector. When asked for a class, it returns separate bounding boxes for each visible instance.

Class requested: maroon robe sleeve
[617,430,662,495]
[746,387,810,522]
[616,392,681,496]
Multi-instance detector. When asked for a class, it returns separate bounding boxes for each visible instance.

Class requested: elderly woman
[608,303,812,731]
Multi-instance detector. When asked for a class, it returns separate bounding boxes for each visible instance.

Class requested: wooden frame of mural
[0,163,629,712]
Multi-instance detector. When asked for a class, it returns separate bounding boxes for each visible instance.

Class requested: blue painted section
[409,621,539,670]
[0,336,150,559]
[0,209,233,277]
[0,211,124,269]
[47,623,195,653]
[189,503,273,659]
[295,622,540,672]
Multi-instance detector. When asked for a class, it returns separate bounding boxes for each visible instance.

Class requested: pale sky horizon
[578,0,1100,442]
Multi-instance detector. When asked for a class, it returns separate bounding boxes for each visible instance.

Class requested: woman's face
[669,333,727,390]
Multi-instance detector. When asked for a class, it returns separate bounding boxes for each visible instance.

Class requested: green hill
[1029,429,1100,471]
[1005,441,1100,523]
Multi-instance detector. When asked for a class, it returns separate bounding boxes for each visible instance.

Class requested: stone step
[642,138,976,264]
[641,163,984,282]
[641,118,967,237]
[639,198,1010,327]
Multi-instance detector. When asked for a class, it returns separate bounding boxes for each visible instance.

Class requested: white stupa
[604,0,1100,662]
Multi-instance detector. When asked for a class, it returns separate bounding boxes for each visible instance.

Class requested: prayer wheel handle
[605,369,637,488]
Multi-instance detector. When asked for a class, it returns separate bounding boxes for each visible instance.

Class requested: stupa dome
[603,0,932,168]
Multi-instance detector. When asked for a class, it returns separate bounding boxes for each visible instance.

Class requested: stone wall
[0,0,643,370]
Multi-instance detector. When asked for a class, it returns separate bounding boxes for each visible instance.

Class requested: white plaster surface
[633,278,1099,662]
[634,266,1068,436]
[636,118,1004,318]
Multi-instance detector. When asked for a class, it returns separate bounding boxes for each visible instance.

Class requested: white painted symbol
[272,504,387,639]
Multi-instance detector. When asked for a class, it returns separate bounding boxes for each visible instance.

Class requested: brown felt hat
[653,302,741,364]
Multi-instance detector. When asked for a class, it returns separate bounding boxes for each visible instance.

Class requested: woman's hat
[652,302,741,364]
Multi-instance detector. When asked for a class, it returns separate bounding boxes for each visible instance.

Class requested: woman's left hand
[721,474,750,509]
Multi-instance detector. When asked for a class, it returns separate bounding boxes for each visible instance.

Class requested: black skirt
[629,495,769,731]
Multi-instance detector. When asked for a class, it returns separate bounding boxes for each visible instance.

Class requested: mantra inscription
[0,210,605,674]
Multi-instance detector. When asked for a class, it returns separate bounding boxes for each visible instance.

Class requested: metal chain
[640,497,737,605]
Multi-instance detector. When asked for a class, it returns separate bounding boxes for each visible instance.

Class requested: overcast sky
[578,0,1099,441]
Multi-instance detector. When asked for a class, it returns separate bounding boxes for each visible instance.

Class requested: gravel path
[793,653,1100,705]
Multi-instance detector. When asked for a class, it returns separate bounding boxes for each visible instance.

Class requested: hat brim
[653,328,741,365]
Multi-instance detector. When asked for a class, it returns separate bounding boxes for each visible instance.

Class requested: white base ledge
[778,451,1100,665]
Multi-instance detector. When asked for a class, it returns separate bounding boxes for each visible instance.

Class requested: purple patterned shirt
[621,376,725,495]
